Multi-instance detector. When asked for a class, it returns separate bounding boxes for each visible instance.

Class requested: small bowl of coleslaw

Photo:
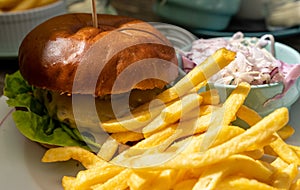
[180,32,300,117]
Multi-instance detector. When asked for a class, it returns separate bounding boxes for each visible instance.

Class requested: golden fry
[97,137,119,161]
[238,104,295,140]
[0,0,19,10]
[110,131,144,144]
[173,179,198,190]
[100,104,163,133]
[136,124,178,148]
[142,93,202,136]
[237,104,300,165]
[269,134,300,165]
[271,163,298,189]
[40,47,300,190]
[217,176,278,190]
[92,169,132,190]
[291,179,300,190]
[159,108,288,169]
[62,176,76,190]
[67,165,124,190]
[35,0,57,7]
[200,82,250,151]
[236,105,261,126]
[42,146,107,169]
[277,125,295,140]
[127,170,160,190]
[200,89,220,105]
[155,48,236,102]
[193,154,274,190]
[188,81,207,94]
[11,0,38,11]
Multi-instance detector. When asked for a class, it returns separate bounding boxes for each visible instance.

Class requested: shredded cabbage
[180,32,300,101]
[180,32,300,102]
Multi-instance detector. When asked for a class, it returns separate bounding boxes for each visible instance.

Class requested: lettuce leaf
[12,111,90,149]
[4,71,98,151]
[4,71,32,99]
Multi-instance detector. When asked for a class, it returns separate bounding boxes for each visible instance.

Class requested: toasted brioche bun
[18,13,178,96]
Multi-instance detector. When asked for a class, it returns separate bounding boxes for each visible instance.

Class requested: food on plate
[180,32,300,101]
[42,72,300,189]
[0,0,58,12]
[40,45,299,190]
[4,13,180,150]
[4,10,299,189]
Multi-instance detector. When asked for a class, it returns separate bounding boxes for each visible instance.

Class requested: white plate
[0,96,84,190]
[0,95,300,189]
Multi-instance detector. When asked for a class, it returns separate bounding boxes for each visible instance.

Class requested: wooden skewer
[92,0,98,28]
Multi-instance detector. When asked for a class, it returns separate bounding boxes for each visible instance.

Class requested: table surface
[1,0,300,96]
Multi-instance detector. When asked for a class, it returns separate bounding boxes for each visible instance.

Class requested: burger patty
[34,88,163,131]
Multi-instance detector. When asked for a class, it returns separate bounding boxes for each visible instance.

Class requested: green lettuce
[3,71,99,151]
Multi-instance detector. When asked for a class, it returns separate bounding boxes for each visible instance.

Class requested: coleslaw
[180,32,300,101]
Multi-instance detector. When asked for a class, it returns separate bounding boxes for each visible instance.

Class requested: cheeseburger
[4,13,178,151]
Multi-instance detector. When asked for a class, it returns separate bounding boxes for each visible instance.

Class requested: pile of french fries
[42,48,300,190]
[0,0,57,12]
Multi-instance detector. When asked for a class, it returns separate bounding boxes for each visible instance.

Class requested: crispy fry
[179,104,219,122]
[271,157,289,169]
[110,131,144,144]
[241,148,264,160]
[136,123,178,148]
[35,0,57,7]
[198,89,220,105]
[92,169,132,190]
[157,108,288,169]
[175,125,244,155]
[291,179,300,190]
[127,170,160,190]
[142,93,202,136]
[271,163,298,189]
[42,146,107,169]
[217,176,278,190]
[200,82,250,151]
[269,134,300,165]
[173,179,198,190]
[62,176,76,190]
[155,48,236,102]
[289,145,300,158]
[0,0,19,10]
[277,125,295,140]
[40,47,300,190]
[193,154,274,190]
[66,165,124,190]
[237,105,262,126]
[112,128,183,167]
[11,0,38,11]
[188,81,207,94]
[238,105,295,140]
[237,104,300,165]
[97,137,119,161]
[100,103,164,133]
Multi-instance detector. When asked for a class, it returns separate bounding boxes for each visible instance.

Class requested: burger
[4,13,178,151]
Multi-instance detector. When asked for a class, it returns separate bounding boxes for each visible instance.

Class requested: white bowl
[208,42,300,117]
[0,1,67,58]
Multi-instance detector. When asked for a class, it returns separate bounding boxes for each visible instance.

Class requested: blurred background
[109,0,300,50]
[1,0,300,55]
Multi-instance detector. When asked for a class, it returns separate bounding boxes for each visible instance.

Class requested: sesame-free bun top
[18,13,178,96]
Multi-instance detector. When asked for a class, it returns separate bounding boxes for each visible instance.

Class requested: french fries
[0,0,57,12]
[41,48,300,190]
